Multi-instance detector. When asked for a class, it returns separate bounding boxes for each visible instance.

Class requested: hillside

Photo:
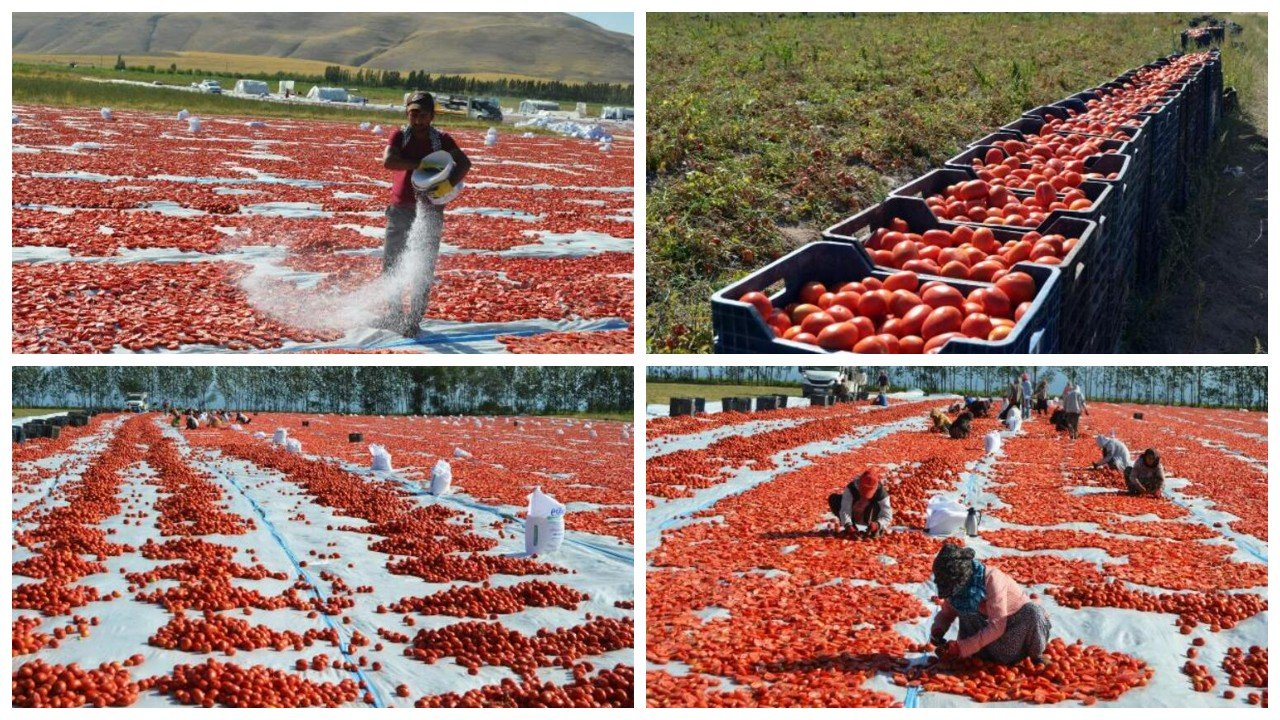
[12,12,633,85]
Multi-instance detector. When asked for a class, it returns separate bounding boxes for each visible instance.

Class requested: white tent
[234,79,269,96]
[307,86,349,102]
[278,80,296,95]
[602,106,635,121]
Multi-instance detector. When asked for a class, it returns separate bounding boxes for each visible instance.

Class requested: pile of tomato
[13,413,633,707]
[647,396,1265,707]
[12,105,634,353]
[739,269,1040,352]
[862,221,1084,273]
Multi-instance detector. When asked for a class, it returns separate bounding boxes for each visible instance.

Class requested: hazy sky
[570,12,633,35]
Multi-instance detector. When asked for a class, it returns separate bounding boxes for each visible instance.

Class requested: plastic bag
[252,431,266,439]
[525,486,565,555]
[370,444,392,472]
[983,431,1003,454]
[925,496,969,536]
[1004,406,1022,433]
[453,447,472,459]
[429,459,452,496]
[272,428,288,445]
[285,438,302,454]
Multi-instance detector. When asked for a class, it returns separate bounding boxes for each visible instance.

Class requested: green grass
[647,382,802,405]
[13,407,77,418]
[646,12,1267,352]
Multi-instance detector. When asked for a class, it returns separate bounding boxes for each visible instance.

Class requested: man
[877,370,890,394]
[1020,373,1033,419]
[1061,383,1088,439]
[1033,377,1050,415]
[379,91,472,336]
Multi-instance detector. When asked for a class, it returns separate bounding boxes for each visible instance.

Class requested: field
[12,104,634,354]
[646,382,801,405]
[12,411,634,707]
[646,397,1267,707]
[646,13,1267,353]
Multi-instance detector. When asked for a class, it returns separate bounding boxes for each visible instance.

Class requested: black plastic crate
[755,396,779,411]
[821,195,1100,350]
[14,426,24,444]
[670,397,696,417]
[723,397,752,413]
[774,395,790,408]
[887,167,1114,230]
[711,241,1061,354]
[944,143,1131,184]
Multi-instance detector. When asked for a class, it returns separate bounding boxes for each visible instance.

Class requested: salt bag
[983,431,1002,455]
[272,428,288,445]
[429,459,452,496]
[925,495,969,536]
[370,444,392,472]
[285,438,303,454]
[1004,406,1022,434]
[453,447,472,459]
[525,486,565,555]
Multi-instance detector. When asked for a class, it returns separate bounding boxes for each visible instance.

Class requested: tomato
[890,240,919,267]
[968,261,1004,283]
[799,281,827,306]
[790,303,823,326]
[921,285,965,309]
[899,335,925,354]
[791,331,817,345]
[830,291,862,311]
[799,310,835,336]
[957,179,989,200]
[923,331,964,353]
[1034,181,1057,209]
[995,272,1037,307]
[902,259,940,275]
[921,306,963,340]
[816,292,836,309]
[850,316,876,339]
[738,291,773,318]
[852,336,888,353]
[816,321,860,351]
[940,261,970,279]
[888,290,923,317]
[898,304,932,337]
[883,271,919,293]
[1014,302,1032,322]
[922,229,952,248]
[782,325,804,340]
[857,290,893,320]
[961,313,993,339]
[988,325,1014,341]
[826,304,855,323]
[970,287,1012,319]
[875,333,902,354]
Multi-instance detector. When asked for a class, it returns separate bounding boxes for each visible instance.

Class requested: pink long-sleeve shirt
[930,566,1030,657]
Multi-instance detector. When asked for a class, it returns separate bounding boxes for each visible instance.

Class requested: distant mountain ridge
[13,12,633,85]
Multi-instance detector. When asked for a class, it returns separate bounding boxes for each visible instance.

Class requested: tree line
[322,66,633,105]
[13,367,632,417]
[647,366,1267,409]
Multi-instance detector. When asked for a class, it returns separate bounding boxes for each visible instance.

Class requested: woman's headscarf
[933,544,986,612]
[1142,448,1160,467]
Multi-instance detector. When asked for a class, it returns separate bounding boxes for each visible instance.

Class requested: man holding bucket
[378,91,472,336]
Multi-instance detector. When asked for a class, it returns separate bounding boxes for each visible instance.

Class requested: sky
[569,12,633,35]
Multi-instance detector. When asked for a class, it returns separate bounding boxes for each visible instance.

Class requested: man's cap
[406,91,434,110]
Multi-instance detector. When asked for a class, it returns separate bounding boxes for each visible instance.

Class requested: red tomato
[890,240,918,267]
[816,321,860,350]
[852,335,888,353]
[739,291,772,318]
[1014,301,1032,322]
[816,291,837,309]
[888,290,923,317]
[921,285,965,309]
[968,260,1004,282]
[792,331,818,345]
[971,287,1012,318]
[782,325,804,340]
[922,229,952,248]
[826,304,855,323]
[961,313,993,339]
[924,331,964,353]
[940,261,970,279]
[902,259,940,275]
[921,306,963,340]
[899,335,925,354]
[883,271,919,293]
[875,333,901,354]
[850,316,876,339]
[996,272,1037,307]
[857,289,892,319]
[767,309,791,331]
[988,325,1014,341]
[799,281,827,306]
[898,304,932,337]
[862,276,884,290]
[799,310,835,336]
[830,291,862,311]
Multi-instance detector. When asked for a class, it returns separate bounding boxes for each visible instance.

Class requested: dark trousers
[1064,412,1081,439]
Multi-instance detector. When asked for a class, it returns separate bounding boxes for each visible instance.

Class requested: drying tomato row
[139,659,360,708]
[405,616,632,678]
[500,328,634,354]
[416,663,633,708]
[390,579,587,618]
[1048,581,1266,631]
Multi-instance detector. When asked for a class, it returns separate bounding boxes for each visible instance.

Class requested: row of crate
[713,50,1225,354]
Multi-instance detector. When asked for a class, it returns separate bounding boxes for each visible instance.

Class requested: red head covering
[857,469,880,499]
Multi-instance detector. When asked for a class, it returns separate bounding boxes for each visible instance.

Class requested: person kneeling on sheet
[1049,406,1068,432]
[1125,448,1165,496]
[949,410,974,439]
[930,408,952,434]
[966,398,990,418]
[929,544,1052,666]
[1092,434,1132,474]
[826,469,892,538]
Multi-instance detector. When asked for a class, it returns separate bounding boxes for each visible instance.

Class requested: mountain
[13,12,633,85]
